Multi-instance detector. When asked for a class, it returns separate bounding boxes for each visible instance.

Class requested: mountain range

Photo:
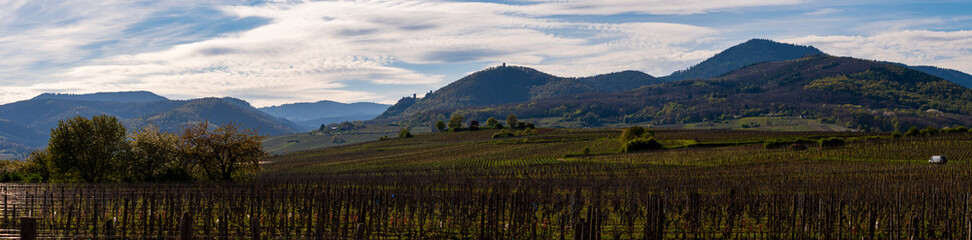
[0,93,304,158]
[377,39,972,132]
[259,101,390,131]
[2,38,972,158]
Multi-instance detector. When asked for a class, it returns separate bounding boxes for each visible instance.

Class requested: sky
[0,0,970,107]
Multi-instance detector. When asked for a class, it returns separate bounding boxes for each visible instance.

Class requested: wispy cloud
[6,0,729,106]
[1,0,970,107]
[514,0,804,15]
[783,30,972,73]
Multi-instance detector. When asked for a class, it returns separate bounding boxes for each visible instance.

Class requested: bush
[891,132,902,138]
[331,135,346,143]
[582,146,592,156]
[819,137,846,148]
[621,126,653,142]
[506,114,518,128]
[398,128,413,138]
[492,130,515,139]
[622,137,663,152]
[904,126,920,137]
[945,126,968,133]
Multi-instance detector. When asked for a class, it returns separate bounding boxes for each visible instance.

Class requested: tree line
[9,115,264,182]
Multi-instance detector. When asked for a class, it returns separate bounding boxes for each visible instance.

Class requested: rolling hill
[660,39,824,81]
[31,91,169,103]
[404,55,972,132]
[259,100,390,130]
[0,93,302,158]
[376,66,661,120]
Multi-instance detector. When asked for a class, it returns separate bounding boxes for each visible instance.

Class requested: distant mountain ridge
[376,65,661,120]
[0,93,302,158]
[904,65,972,89]
[661,39,824,81]
[259,100,390,130]
[31,91,169,103]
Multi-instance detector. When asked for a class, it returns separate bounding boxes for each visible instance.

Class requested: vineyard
[3,128,972,238]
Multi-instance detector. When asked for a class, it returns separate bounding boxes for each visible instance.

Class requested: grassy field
[262,124,432,155]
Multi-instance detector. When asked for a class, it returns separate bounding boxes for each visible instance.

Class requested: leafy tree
[449,113,465,130]
[620,126,652,142]
[47,115,128,182]
[398,128,413,138]
[469,120,480,129]
[180,121,265,181]
[126,125,189,181]
[486,117,500,128]
[506,114,518,128]
[435,120,447,132]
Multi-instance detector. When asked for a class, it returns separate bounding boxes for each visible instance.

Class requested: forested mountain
[407,55,972,131]
[375,65,660,120]
[0,94,302,158]
[31,91,168,103]
[259,100,389,130]
[906,65,972,88]
[661,39,824,81]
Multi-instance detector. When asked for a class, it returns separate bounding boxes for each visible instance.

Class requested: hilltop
[376,66,661,120]
[661,39,824,81]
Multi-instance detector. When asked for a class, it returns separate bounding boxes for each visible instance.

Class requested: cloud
[0,0,730,107]
[513,0,804,15]
[783,30,972,74]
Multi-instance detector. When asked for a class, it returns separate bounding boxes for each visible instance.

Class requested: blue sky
[0,0,970,107]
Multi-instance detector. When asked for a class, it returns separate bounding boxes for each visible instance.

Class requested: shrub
[945,126,968,133]
[904,126,920,137]
[582,146,592,155]
[398,128,413,138]
[622,137,663,152]
[621,126,653,142]
[819,137,845,148]
[331,135,346,143]
[492,130,515,139]
[891,132,902,138]
[469,120,480,130]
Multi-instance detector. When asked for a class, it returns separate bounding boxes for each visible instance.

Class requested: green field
[262,124,432,155]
